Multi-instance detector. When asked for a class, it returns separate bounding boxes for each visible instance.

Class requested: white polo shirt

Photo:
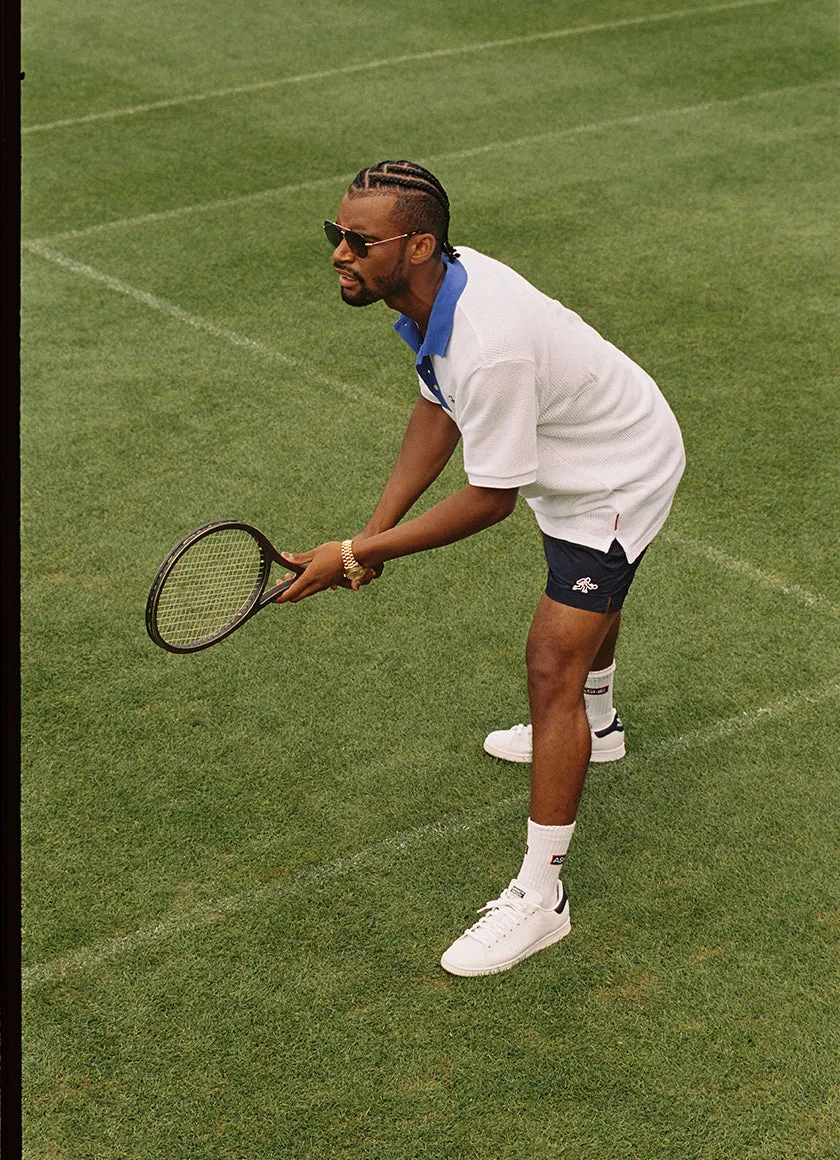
[394,246,685,563]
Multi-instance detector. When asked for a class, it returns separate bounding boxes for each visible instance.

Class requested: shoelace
[465,890,537,947]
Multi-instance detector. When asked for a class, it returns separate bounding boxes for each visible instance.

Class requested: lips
[334,265,360,287]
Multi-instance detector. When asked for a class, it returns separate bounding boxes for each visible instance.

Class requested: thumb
[279,552,309,575]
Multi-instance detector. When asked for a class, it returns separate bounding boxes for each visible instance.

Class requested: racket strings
[154,528,267,646]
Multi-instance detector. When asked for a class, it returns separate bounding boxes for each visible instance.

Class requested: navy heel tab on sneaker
[593,712,624,739]
[555,886,568,915]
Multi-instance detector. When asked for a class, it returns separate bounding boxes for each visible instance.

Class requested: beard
[340,281,382,308]
[337,248,409,308]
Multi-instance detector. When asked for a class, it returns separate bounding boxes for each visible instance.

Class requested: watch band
[340,539,366,581]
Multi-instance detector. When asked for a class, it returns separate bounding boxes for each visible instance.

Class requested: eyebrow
[336,220,385,242]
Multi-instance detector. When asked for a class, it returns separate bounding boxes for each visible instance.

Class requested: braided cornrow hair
[348,160,460,261]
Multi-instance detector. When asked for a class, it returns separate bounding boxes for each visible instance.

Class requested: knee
[526,637,586,707]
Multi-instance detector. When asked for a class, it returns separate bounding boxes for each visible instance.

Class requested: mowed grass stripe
[21,11,838,1158]
[28,78,835,246]
[21,677,840,991]
[21,0,786,134]
[663,534,840,619]
[21,240,387,410]
[425,77,836,162]
[23,241,836,612]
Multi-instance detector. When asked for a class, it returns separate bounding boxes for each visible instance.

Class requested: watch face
[341,541,365,580]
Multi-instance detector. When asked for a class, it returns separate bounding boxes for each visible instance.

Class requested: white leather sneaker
[440,878,571,977]
[483,711,626,763]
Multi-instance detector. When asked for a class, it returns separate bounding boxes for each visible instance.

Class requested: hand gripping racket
[146,520,304,653]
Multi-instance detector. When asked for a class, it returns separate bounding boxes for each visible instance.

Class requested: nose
[332,235,356,263]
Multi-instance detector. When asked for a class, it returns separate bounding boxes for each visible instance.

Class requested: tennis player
[279,161,685,976]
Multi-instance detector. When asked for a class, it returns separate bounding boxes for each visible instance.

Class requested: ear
[407,232,438,265]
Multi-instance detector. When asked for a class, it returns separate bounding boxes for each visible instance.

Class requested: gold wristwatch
[340,539,366,582]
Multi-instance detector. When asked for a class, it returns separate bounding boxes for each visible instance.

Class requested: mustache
[334,263,363,284]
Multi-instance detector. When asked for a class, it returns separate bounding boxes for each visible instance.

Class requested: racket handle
[257,574,298,607]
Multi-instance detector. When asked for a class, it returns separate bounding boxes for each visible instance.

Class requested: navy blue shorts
[542,536,646,613]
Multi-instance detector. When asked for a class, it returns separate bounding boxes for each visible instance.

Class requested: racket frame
[145,519,300,653]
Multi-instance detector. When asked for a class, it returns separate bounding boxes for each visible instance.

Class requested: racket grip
[258,574,299,606]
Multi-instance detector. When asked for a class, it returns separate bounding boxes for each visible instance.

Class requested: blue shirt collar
[393,255,468,361]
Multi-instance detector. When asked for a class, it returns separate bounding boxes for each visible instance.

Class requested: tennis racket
[146,520,304,653]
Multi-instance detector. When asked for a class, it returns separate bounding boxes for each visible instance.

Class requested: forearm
[353,485,517,569]
[276,403,513,604]
[359,397,461,536]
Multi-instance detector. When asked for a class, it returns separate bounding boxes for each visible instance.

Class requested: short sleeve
[456,359,539,488]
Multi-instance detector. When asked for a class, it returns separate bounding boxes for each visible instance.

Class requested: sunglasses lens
[346,231,368,258]
[324,220,368,258]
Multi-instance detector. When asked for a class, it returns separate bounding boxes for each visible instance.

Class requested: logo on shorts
[572,576,599,594]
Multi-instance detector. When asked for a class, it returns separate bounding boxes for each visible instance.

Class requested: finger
[279,553,309,575]
[275,573,312,603]
[268,576,298,602]
[277,570,346,604]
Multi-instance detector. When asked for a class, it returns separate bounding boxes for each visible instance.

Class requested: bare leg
[440,597,621,976]
[592,610,620,671]
[526,596,620,826]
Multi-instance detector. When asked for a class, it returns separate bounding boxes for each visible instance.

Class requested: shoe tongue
[508,883,527,900]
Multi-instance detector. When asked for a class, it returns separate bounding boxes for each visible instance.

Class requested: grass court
[20,1,839,1156]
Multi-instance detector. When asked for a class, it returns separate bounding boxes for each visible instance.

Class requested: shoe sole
[482,739,531,763]
[439,912,572,978]
[590,736,626,762]
[482,739,626,764]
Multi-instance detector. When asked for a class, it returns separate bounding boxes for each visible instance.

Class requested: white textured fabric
[417,247,685,562]
[517,818,576,906]
[584,662,616,729]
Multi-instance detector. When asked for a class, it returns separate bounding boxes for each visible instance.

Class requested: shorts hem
[541,535,646,614]
[543,585,625,613]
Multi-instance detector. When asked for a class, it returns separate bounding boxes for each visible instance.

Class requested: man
[278,160,685,977]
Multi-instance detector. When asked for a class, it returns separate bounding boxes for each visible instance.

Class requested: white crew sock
[516,818,576,907]
[584,662,616,730]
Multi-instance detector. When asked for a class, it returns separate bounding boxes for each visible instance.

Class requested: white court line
[647,682,840,754]
[28,78,836,247]
[30,174,357,244]
[22,0,786,135]
[663,533,840,618]
[21,239,394,410]
[22,677,840,990]
[428,78,836,163]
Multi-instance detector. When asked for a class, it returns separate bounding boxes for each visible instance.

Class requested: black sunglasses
[323,219,419,259]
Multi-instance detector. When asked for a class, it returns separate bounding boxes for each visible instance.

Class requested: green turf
[20,1,840,1156]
